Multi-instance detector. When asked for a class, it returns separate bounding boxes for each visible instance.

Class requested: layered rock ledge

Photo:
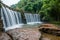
[39,24,60,36]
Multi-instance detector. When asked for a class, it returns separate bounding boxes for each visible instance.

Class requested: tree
[11,0,60,22]
[11,0,43,13]
[39,0,60,21]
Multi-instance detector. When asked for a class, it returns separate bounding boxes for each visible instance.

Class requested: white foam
[5,24,24,31]
[27,22,42,25]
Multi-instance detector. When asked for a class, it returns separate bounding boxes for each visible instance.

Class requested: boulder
[7,28,41,40]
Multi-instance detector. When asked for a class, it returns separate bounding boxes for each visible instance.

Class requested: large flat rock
[7,28,41,40]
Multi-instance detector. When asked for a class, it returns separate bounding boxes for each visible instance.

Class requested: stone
[7,28,41,40]
[0,32,12,40]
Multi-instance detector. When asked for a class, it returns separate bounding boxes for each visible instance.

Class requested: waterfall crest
[1,6,24,31]
[24,13,42,24]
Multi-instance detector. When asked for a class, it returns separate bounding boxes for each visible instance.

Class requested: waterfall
[24,13,42,24]
[1,6,24,31]
[1,5,42,31]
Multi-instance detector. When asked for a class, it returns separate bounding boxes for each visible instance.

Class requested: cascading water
[24,13,42,24]
[1,5,42,31]
[1,6,24,31]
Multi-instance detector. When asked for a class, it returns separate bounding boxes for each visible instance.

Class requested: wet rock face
[39,24,58,29]
[0,32,12,40]
[7,28,41,40]
[39,24,60,36]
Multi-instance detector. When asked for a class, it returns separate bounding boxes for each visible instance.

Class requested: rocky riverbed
[0,24,60,40]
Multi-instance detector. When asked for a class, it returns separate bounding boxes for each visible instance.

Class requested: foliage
[11,0,60,22]
[14,0,43,13]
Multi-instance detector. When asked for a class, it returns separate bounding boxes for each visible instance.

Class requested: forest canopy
[11,0,60,22]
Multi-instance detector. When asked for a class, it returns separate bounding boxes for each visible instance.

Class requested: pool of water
[42,33,60,40]
[22,23,41,28]
[5,23,42,31]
